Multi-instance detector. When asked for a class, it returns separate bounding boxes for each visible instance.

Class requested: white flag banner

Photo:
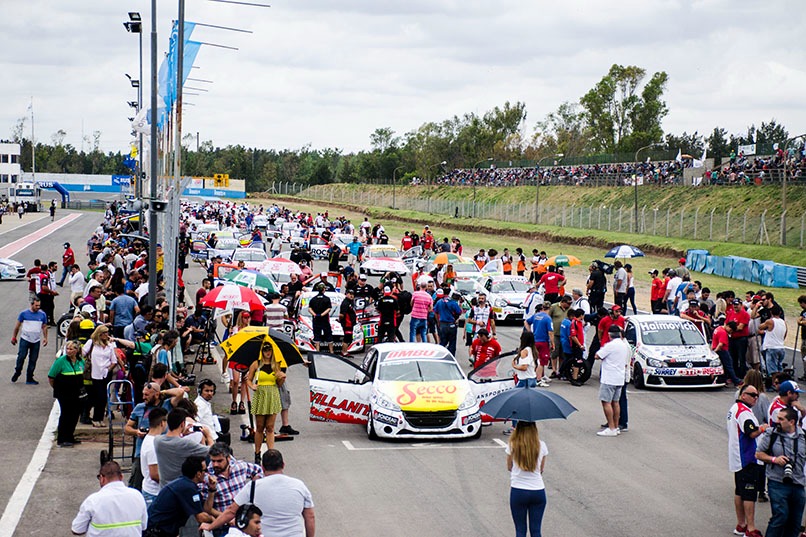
[738,143,756,155]
[131,107,149,135]
[675,149,682,163]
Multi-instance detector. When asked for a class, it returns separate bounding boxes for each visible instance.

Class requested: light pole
[534,153,563,224]
[124,12,143,230]
[392,165,405,210]
[472,157,493,219]
[633,143,661,233]
[782,133,806,245]
[148,0,158,307]
[426,160,447,214]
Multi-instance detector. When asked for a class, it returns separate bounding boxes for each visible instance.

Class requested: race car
[230,248,268,269]
[294,291,366,354]
[627,315,724,389]
[0,258,26,280]
[307,343,517,440]
[308,235,330,260]
[478,275,532,321]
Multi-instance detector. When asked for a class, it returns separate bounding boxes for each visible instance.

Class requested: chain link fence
[283,182,806,249]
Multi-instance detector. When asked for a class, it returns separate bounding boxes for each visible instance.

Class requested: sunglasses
[745,392,759,399]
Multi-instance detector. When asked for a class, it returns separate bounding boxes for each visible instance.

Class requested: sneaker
[757,491,768,503]
[541,376,551,383]
[502,428,514,436]
[11,371,20,383]
[26,379,39,385]
[279,425,300,435]
[537,380,551,388]
[745,530,763,537]
[618,425,629,433]
[70,439,82,445]
[92,421,105,428]
[733,525,746,536]
[596,428,618,437]
[57,442,74,448]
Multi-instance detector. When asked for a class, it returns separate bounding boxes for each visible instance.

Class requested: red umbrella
[200,283,266,311]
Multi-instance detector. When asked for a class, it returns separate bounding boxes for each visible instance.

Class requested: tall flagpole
[30,97,35,184]
[148,0,159,307]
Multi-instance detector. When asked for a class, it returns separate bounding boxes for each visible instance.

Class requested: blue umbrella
[481,386,577,422]
[604,244,645,258]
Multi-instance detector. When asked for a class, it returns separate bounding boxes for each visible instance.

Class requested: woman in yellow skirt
[246,342,286,464]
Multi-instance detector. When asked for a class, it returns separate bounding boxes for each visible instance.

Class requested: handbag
[82,343,94,381]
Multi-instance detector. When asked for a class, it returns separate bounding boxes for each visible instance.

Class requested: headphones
[234,504,251,530]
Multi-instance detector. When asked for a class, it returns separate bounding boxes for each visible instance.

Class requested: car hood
[375,380,469,412]
[0,258,24,268]
[297,316,344,335]
[640,344,711,361]
[493,292,529,304]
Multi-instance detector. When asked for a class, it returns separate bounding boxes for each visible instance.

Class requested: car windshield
[300,296,342,318]
[454,279,476,294]
[640,322,706,345]
[310,237,327,246]
[491,280,530,293]
[370,249,400,258]
[233,250,267,262]
[216,239,240,250]
[378,360,465,382]
[452,263,479,273]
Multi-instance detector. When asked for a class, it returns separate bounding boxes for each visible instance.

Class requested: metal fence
[291,183,806,249]
[66,200,108,210]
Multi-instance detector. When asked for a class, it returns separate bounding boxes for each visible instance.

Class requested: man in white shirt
[571,288,590,317]
[71,461,148,536]
[68,264,86,306]
[195,379,221,439]
[139,408,168,506]
[613,261,628,310]
[664,273,683,314]
[595,326,631,437]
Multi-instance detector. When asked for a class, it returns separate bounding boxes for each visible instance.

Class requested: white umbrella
[361,257,409,274]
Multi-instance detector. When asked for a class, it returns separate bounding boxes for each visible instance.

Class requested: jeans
[58,265,70,286]
[618,382,628,428]
[766,479,806,537]
[626,287,637,314]
[409,317,427,342]
[718,350,742,385]
[15,339,41,380]
[142,490,158,509]
[438,323,458,356]
[766,348,786,375]
[510,487,546,537]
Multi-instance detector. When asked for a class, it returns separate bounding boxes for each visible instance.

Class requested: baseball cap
[436,289,444,296]
[359,274,368,280]
[779,380,804,395]
[610,304,622,312]
[383,286,392,295]
[320,272,328,278]
[81,304,96,313]
[679,257,687,264]
[648,269,658,275]
[732,298,742,305]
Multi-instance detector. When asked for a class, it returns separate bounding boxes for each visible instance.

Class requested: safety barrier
[686,249,802,289]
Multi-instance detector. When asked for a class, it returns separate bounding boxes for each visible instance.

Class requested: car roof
[629,314,688,324]
[489,275,528,282]
[373,343,455,363]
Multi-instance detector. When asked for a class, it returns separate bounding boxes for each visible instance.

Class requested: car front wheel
[633,363,646,389]
[366,411,378,440]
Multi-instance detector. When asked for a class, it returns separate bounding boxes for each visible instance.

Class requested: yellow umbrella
[221,326,303,368]
[545,254,581,267]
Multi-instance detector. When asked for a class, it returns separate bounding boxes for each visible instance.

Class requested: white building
[0,142,22,184]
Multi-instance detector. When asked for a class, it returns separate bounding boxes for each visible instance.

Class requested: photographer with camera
[756,406,806,537]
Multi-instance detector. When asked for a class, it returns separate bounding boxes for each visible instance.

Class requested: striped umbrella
[428,252,463,264]
[223,269,277,294]
[604,245,645,258]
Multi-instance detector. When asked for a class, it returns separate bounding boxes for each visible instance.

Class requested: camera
[139,426,149,433]
[783,463,795,484]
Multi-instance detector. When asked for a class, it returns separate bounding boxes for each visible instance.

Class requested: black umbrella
[222,327,304,368]
[481,386,577,422]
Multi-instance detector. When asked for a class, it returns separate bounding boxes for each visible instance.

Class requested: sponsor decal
[373,410,399,426]
[638,321,699,332]
[652,368,677,376]
[384,349,441,360]
[387,381,463,411]
[462,411,481,426]
[310,391,370,423]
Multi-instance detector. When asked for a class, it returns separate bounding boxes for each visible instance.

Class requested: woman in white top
[759,305,787,374]
[513,330,539,388]
[506,421,548,537]
[82,325,132,427]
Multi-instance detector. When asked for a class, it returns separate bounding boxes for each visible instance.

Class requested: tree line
[8,64,793,192]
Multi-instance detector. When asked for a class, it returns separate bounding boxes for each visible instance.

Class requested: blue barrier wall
[55,183,245,199]
[686,250,801,289]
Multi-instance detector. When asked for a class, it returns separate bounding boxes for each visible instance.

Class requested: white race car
[307,343,517,440]
[479,275,532,321]
[0,258,26,280]
[230,248,268,270]
[627,315,724,389]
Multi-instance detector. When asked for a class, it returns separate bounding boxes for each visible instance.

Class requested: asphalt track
[0,209,795,537]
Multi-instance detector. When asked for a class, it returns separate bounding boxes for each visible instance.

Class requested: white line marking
[0,213,82,259]
[0,214,50,238]
[341,439,507,451]
[0,401,58,535]
[493,438,508,447]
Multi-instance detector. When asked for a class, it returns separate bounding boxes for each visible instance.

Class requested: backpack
[128,342,153,386]
[397,290,413,315]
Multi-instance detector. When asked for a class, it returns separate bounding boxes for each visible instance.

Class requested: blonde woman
[506,421,548,537]
[82,325,133,427]
[246,342,286,464]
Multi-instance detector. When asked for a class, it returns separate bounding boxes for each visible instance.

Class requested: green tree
[663,131,704,157]
[579,64,668,153]
[706,127,731,162]
[756,119,789,145]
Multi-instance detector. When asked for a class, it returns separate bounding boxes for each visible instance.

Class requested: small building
[0,142,22,184]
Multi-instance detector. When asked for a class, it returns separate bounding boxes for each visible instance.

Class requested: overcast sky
[2,0,804,154]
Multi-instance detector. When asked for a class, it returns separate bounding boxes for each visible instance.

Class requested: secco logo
[396,382,458,406]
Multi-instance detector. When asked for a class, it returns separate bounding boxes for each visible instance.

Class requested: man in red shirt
[26,259,42,303]
[539,265,566,304]
[712,321,741,386]
[597,305,626,346]
[569,308,586,386]
[649,269,665,314]
[470,329,502,370]
[400,232,413,251]
[726,299,750,378]
[57,242,75,287]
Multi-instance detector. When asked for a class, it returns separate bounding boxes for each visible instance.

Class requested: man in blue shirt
[11,298,49,384]
[109,287,140,338]
[434,291,463,355]
[146,456,215,536]
[523,301,554,386]
[558,309,574,380]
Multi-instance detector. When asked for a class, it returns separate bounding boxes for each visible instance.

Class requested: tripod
[189,313,222,375]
